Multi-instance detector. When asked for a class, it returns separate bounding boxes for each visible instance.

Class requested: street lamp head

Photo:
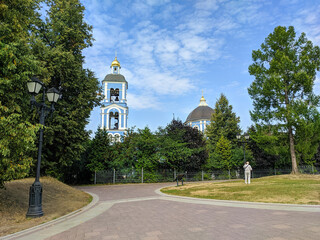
[27,77,43,95]
[236,134,241,140]
[244,132,250,140]
[46,87,60,103]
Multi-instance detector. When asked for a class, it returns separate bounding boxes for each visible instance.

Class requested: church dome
[111,57,120,67]
[186,106,214,122]
[186,95,214,122]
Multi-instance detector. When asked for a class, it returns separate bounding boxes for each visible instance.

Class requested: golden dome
[111,57,120,67]
[199,95,208,106]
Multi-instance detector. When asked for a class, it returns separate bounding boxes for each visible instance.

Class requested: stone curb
[0,192,99,240]
[155,187,320,212]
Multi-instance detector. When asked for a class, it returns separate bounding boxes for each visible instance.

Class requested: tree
[247,126,279,169]
[86,128,113,172]
[159,119,207,171]
[206,94,241,170]
[215,136,232,178]
[0,0,41,187]
[158,133,192,171]
[294,104,320,167]
[314,143,320,168]
[206,93,241,148]
[248,26,320,173]
[32,0,101,179]
[133,127,160,172]
[111,127,139,170]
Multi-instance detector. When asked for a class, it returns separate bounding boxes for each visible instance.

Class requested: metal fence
[94,165,320,184]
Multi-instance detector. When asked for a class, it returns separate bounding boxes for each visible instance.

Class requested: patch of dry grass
[0,177,91,237]
[162,174,320,205]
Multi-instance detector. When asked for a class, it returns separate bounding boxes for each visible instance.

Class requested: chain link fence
[94,165,320,184]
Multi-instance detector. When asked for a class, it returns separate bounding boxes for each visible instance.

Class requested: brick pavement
[3,183,320,240]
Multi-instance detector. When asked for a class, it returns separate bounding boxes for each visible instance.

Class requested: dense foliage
[0,0,101,186]
[248,26,320,173]
[160,119,207,171]
[31,0,101,180]
[0,0,41,188]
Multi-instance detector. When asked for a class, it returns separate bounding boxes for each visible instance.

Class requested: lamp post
[26,76,60,218]
[236,132,250,163]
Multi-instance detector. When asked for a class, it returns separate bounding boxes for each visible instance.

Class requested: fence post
[113,168,116,184]
[141,167,144,183]
[201,170,204,181]
[94,170,96,184]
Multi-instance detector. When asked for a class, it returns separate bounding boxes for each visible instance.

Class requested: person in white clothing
[243,161,252,184]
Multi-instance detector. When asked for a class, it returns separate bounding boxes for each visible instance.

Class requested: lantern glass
[236,134,241,140]
[27,77,43,94]
[244,133,250,140]
[47,88,60,103]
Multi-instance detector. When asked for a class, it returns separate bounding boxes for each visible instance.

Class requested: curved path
[4,182,320,240]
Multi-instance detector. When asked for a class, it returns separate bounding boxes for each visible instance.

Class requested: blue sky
[82,0,320,134]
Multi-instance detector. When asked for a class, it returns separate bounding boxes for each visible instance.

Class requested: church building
[100,57,128,141]
[186,95,214,133]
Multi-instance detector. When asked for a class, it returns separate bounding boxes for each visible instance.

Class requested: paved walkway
[2,182,320,240]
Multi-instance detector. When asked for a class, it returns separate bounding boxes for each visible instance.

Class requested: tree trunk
[284,86,299,174]
[288,126,299,174]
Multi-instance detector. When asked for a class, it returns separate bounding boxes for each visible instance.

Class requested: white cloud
[81,0,273,111]
[292,6,320,46]
[195,0,220,11]
[145,0,171,6]
[127,93,160,109]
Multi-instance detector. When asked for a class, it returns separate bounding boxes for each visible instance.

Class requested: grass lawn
[0,177,92,237]
[161,174,320,205]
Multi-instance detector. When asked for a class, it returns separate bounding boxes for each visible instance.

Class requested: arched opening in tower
[110,88,120,103]
[109,111,119,129]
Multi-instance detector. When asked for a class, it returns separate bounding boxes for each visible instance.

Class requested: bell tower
[100,56,128,142]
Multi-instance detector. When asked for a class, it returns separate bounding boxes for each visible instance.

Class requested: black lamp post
[236,132,250,163]
[26,76,60,218]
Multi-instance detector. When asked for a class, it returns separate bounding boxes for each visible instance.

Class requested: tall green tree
[0,0,41,187]
[32,0,101,179]
[248,26,320,173]
[205,94,241,170]
[206,94,241,147]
